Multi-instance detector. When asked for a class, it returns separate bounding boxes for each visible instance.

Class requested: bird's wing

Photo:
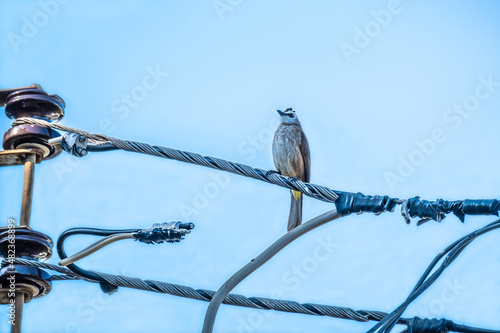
[300,129,311,182]
[272,128,282,174]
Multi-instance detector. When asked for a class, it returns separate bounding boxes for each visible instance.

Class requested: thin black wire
[56,227,140,292]
[367,218,500,333]
[86,143,118,152]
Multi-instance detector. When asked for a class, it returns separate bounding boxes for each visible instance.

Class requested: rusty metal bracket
[0,148,44,229]
[0,149,44,167]
[0,147,52,333]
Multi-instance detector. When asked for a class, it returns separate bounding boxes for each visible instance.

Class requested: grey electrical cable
[13,117,339,203]
[202,208,341,333]
[59,233,135,266]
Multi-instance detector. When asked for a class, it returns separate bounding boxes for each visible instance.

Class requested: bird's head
[277,108,300,125]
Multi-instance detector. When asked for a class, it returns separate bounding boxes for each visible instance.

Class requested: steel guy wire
[13,117,339,203]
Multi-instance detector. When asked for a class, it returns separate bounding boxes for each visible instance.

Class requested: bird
[272,108,311,232]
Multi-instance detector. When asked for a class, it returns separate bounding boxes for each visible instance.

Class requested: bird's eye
[289,114,295,118]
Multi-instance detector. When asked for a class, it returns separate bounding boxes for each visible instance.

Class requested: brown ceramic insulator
[3,124,62,159]
[0,229,53,261]
[4,88,65,122]
[0,265,52,304]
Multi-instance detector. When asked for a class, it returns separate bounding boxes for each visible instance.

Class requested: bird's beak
[277,110,285,116]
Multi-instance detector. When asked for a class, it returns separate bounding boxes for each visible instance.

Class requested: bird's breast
[272,125,305,178]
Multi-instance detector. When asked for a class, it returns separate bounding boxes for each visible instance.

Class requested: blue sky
[1,1,500,332]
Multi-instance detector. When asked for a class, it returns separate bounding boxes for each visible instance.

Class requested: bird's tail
[288,190,303,232]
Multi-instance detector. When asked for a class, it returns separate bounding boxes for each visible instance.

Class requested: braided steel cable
[3,258,384,323]
[13,117,339,203]
[9,259,495,333]
[12,118,500,225]
[4,259,497,333]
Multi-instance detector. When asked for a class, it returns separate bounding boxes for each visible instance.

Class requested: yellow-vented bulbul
[272,108,311,232]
